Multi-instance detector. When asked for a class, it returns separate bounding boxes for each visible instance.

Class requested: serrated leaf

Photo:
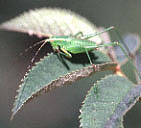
[11,51,113,119]
[105,85,141,128]
[79,75,138,128]
[0,8,101,43]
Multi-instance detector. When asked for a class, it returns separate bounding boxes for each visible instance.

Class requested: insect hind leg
[82,26,114,40]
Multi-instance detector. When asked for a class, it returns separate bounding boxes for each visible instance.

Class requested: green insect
[30,27,116,65]
[26,26,141,79]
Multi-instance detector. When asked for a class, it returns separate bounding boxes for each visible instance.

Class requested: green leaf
[105,85,141,128]
[11,51,114,119]
[121,60,137,84]
[79,75,139,128]
[0,8,101,43]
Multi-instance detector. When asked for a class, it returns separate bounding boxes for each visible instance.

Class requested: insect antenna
[27,39,51,69]
[31,40,48,63]
[19,39,47,56]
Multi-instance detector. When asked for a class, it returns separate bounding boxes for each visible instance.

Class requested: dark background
[0,0,141,128]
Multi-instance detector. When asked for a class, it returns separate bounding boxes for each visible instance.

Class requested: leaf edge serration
[11,53,117,120]
[79,74,136,128]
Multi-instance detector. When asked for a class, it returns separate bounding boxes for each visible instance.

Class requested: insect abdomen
[64,39,95,54]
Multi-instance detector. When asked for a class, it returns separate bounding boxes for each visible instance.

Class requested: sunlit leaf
[0,8,101,43]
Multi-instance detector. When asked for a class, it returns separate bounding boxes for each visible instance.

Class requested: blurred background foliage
[0,0,141,128]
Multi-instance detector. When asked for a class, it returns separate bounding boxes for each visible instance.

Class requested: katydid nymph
[29,26,115,65]
[26,26,141,80]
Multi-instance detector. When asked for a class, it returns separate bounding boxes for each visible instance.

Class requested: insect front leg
[59,47,72,58]
[54,46,72,58]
